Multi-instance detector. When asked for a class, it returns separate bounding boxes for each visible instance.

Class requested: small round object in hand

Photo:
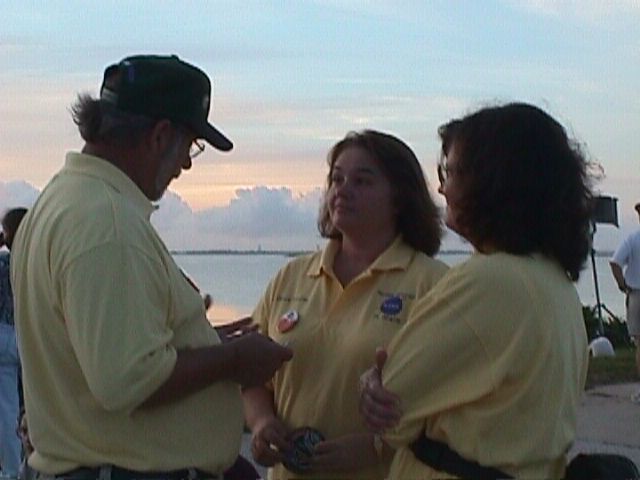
[282,427,325,474]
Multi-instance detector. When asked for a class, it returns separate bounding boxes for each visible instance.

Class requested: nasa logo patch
[380,296,403,316]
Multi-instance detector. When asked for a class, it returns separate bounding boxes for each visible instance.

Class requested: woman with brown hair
[360,103,595,479]
[243,129,447,479]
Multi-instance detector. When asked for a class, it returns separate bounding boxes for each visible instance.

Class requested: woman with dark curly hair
[243,130,448,479]
[359,103,595,479]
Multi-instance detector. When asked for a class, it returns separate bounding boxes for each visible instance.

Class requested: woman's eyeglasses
[437,158,451,184]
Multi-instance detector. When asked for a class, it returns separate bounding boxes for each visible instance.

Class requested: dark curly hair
[318,130,442,256]
[438,103,595,281]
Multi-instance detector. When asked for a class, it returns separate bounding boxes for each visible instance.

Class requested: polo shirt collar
[64,152,156,219]
[308,235,414,278]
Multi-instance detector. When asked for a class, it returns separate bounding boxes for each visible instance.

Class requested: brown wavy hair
[318,130,442,256]
[438,103,595,281]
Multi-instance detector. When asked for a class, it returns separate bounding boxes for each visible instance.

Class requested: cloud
[153,186,323,251]
[0,181,40,212]
[2,177,633,254]
[0,180,324,250]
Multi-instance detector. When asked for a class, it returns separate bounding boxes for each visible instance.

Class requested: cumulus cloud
[0,181,39,212]
[198,187,318,235]
[154,186,323,251]
[0,180,324,250]
[1,178,635,253]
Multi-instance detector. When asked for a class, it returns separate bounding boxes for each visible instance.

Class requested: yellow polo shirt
[382,252,588,479]
[253,237,448,479]
[11,152,243,474]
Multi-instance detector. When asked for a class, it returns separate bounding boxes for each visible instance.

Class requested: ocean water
[173,252,626,325]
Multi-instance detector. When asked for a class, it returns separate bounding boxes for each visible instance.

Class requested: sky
[1,0,639,251]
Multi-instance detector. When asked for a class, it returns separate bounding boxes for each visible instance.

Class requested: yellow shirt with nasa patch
[252,236,448,479]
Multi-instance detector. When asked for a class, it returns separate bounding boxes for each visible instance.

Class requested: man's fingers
[234,316,254,327]
[276,343,294,361]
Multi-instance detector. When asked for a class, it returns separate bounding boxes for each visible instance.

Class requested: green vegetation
[582,305,633,349]
[586,347,637,389]
[582,305,637,388]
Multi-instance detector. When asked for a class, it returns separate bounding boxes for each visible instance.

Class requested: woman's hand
[359,348,402,433]
[251,415,291,467]
[309,433,378,473]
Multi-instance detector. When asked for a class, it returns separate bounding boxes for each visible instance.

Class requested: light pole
[589,195,618,346]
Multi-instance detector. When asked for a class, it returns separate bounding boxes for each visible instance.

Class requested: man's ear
[145,119,174,156]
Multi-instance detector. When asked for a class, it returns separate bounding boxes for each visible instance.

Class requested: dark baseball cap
[99,54,233,151]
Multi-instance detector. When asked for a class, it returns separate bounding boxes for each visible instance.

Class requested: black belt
[410,435,511,479]
[53,466,216,480]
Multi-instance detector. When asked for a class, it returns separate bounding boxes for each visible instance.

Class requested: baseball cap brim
[198,121,233,152]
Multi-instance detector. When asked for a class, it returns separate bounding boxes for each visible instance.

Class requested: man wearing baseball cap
[10,55,292,480]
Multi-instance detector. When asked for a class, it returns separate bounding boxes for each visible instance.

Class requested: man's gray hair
[71,93,156,148]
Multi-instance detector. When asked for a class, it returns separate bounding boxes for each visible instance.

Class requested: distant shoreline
[171,249,312,257]
[171,249,615,258]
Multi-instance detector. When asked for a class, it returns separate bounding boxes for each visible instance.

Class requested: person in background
[610,202,640,404]
[10,54,291,480]
[17,408,35,480]
[0,207,28,478]
[243,129,448,479]
[359,103,595,479]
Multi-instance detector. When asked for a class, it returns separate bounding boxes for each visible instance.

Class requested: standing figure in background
[243,129,448,479]
[17,408,35,480]
[610,202,640,404]
[0,207,28,478]
[359,103,595,479]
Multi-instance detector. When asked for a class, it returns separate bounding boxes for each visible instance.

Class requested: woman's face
[438,142,464,236]
[328,146,397,239]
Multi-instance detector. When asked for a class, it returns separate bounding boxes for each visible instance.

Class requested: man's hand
[250,416,291,467]
[215,316,257,343]
[358,348,402,433]
[228,333,293,389]
[141,334,291,409]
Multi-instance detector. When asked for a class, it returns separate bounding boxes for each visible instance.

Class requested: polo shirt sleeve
[61,241,176,413]
[382,260,508,447]
[611,237,630,266]
[251,268,287,392]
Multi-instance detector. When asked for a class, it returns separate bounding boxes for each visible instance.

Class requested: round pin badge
[277,309,299,333]
[282,427,325,474]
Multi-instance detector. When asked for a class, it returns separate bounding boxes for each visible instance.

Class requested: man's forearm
[610,262,628,292]
[140,333,292,409]
[141,344,236,409]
